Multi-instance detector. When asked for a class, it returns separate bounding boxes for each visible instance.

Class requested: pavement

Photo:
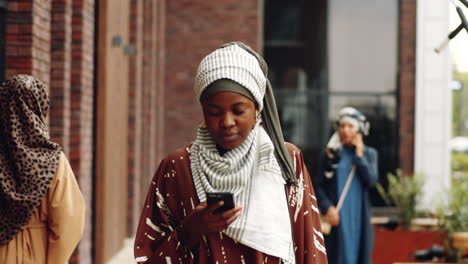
[106,237,136,264]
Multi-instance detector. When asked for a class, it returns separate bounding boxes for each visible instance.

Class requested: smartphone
[206,192,235,214]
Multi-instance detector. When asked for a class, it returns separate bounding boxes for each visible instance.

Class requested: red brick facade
[50,0,72,156]
[127,0,144,236]
[6,0,51,87]
[399,0,417,175]
[69,0,95,262]
[163,0,261,155]
[140,0,156,209]
[126,0,168,239]
[155,0,167,168]
[4,0,95,263]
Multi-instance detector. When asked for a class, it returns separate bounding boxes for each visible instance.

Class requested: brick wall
[398,0,416,175]
[126,0,167,238]
[127,0,144,236]
[163,0,261,155]
[140,0,150,204]
[6,0,51,88]
[50,0,72,156]
[31,0,51,87]
[149,0,157,185]
[0,3,5,82]
[155,0,166,167]
[139,0,155,203]
[5,0,94,262]
[70,0,95,263]
[4,0,167,261]
[153,0,167,166]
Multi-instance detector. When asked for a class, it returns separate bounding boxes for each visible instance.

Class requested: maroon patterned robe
[134,143,328,264]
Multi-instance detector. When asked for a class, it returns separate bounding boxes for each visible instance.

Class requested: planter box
[453,232,468,249]
[372,226,446,264]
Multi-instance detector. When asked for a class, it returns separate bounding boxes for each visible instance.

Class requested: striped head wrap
[194,42,296,184]
[194,44,266,110]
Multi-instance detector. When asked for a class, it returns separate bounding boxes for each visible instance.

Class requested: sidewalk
[106,237,136,264]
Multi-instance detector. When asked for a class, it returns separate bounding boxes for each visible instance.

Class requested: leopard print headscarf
[0,74,61,244]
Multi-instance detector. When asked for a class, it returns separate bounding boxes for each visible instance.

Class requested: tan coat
[0,152,85,264]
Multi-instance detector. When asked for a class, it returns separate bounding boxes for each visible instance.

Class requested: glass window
[264,0,399,206]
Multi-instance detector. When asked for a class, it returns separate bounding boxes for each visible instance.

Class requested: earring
[255,110,260,122]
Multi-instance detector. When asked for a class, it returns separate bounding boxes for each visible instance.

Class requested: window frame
[263,0,400,207]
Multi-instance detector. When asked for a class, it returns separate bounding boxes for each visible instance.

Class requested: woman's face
[201,91,257,150]
[338,121,359,146]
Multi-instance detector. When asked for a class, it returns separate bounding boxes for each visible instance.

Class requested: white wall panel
[415,0,452,209]
[423,81,446,112]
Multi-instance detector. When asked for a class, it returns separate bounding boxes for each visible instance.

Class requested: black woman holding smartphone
[134,42,328,264]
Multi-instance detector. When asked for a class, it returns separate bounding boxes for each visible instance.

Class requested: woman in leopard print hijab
[0,74,62,244]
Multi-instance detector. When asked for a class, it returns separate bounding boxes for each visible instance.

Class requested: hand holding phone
[206,192,235,214]
[353,133,364,157]
[181,193,241,240]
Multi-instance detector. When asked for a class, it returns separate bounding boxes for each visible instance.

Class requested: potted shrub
[372,170,445,264]
[437,173,468,262]
[376,169,424,229]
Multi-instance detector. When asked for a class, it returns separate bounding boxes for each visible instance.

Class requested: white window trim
[415,0,452,210]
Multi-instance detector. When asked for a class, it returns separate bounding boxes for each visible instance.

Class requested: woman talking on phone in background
[134,42,328,264]
[315,107,378,264]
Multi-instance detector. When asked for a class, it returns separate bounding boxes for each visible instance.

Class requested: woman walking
[0,75,85,264]
[134,42,328,264]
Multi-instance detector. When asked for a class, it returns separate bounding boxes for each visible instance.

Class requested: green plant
[451,152,468,173]
[376,169,424,230]
[452,70,468,136]
[437,173,468,262]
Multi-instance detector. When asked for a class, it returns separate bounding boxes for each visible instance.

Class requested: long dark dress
[315,146,378,264]
[134,143,328,263]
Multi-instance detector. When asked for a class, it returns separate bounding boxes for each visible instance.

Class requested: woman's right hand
[182,201,242,237]
[326,206,340,226]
